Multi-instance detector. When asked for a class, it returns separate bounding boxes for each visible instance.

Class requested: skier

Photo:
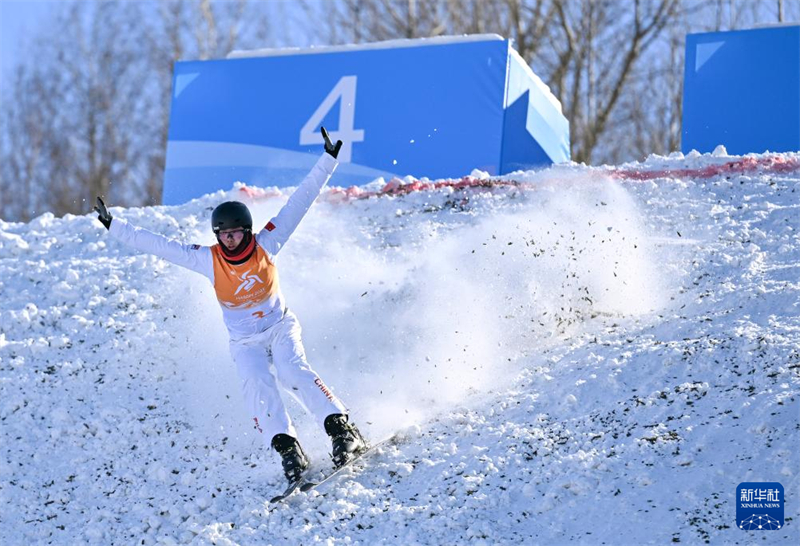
[93,127,366,487]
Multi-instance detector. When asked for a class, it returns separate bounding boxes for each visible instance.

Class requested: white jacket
[109,152,338,341]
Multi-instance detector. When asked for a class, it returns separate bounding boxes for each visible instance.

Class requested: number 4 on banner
[299,75,365,163]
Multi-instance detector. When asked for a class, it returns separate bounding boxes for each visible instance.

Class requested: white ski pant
[229,309,347,447]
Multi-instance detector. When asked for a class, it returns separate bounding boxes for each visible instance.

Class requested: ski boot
[324,414,368,468]
[271,433,310,484]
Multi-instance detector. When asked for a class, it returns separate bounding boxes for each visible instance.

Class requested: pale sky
[0,0,56,107]
[0,0,319,110]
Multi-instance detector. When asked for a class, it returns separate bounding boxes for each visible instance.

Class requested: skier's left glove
[94,197,113,230]
[321,126,342,159]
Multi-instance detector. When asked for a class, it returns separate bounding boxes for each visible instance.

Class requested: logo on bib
[234,270,264,295]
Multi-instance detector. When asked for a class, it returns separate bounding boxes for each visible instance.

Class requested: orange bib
[211,244,279,309]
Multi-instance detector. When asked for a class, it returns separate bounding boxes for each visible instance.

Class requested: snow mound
[1,150,798,545]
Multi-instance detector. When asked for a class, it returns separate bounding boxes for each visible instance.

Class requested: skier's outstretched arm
[256,127,342,256]
[94,197,213,278]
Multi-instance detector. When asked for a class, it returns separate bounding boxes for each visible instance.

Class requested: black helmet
[211,201,252,233]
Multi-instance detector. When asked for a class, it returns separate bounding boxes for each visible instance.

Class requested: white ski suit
[108,152,347,445]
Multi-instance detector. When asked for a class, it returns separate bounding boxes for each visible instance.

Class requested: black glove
[321,126,343,159]
[94,197,113,230]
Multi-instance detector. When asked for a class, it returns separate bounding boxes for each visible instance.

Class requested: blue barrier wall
[502,49,570,173]
[682,25,800,155]
[164,35,569,205]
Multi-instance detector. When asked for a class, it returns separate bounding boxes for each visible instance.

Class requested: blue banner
[164,35,569,204]
[683,25,800,155]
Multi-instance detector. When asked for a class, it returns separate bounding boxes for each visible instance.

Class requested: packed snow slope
[1,149,798,546]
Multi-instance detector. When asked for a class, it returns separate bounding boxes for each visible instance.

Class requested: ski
[269,476,309,503]
[299,434,400,494]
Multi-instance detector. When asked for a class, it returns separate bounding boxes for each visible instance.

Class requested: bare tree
[304,0,556,57]
[0,0,275,221]
[0,64,53,221]
[311,0,449,42]
[142,0,272,205]
[537,0,681,164]
[623,20,686,162]
[0,2,160,219]
[313,0,682,165]
[0,2,152,220]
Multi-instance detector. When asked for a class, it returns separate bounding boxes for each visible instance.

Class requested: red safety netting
[238,154,800,203]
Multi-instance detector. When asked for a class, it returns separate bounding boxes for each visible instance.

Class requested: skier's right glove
[94,197,112,230]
